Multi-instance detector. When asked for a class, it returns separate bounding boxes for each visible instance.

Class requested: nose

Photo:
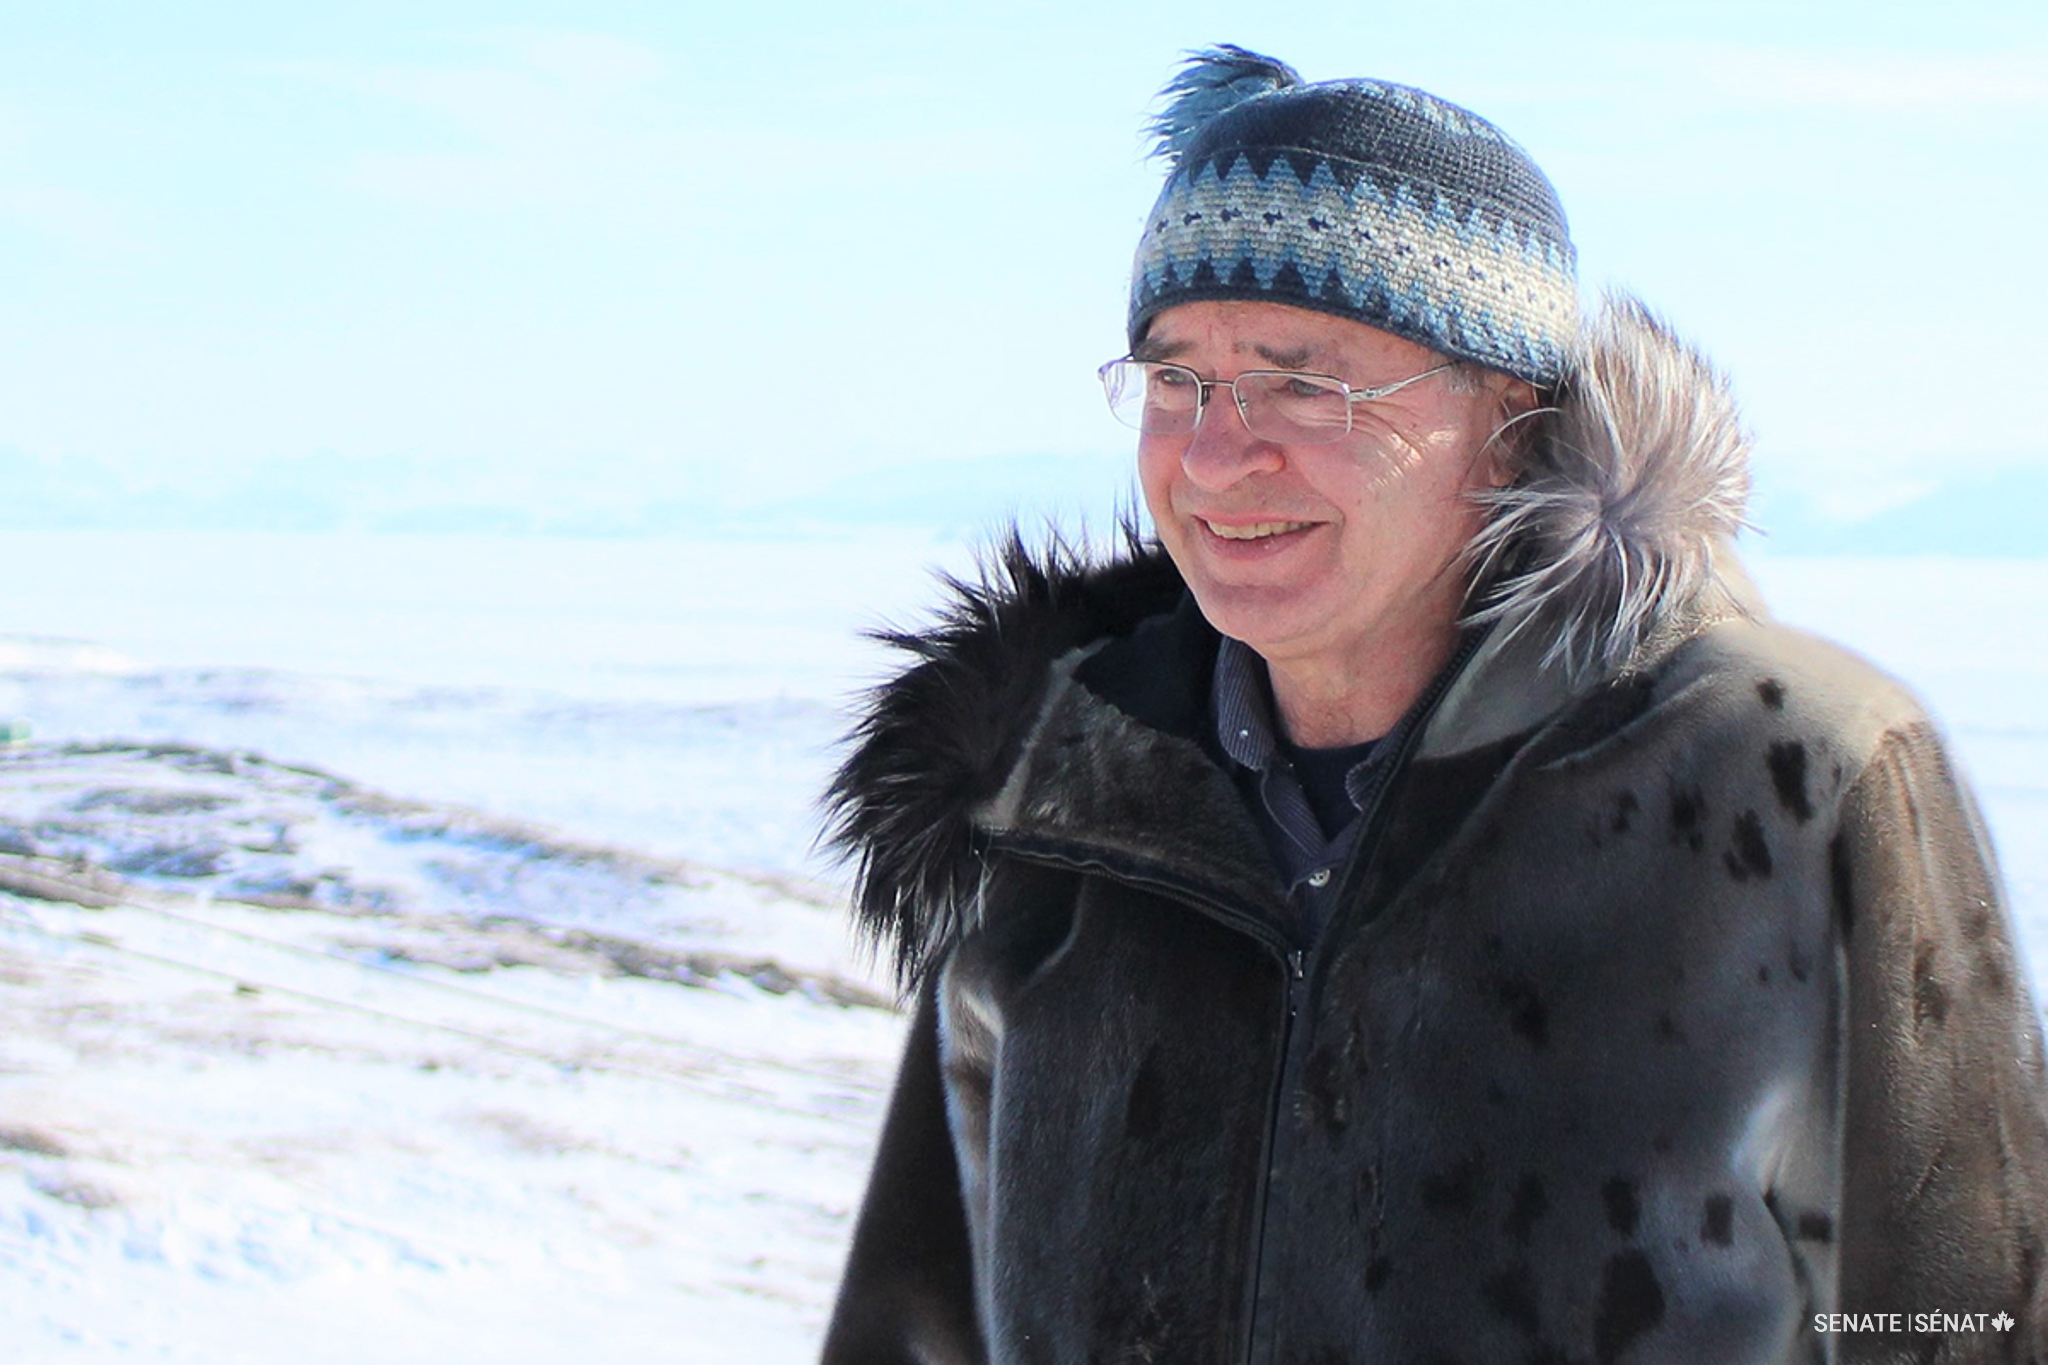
[1174,387,1284,491]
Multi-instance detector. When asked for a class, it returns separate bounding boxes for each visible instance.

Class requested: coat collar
[975,595,1290,927]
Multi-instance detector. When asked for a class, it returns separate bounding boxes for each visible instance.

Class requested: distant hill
[741,453,1137,538]
[1745,464,2042,557]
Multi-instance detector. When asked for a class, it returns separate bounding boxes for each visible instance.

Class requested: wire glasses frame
[1097,358,1456,446]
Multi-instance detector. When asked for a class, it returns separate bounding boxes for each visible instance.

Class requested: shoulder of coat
[1663,615,1931,758]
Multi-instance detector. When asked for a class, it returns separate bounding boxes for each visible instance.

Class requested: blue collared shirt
[1210,636,1415,942]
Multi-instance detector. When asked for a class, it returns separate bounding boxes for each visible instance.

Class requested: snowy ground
[0,531,2041,1363]
[0,738,899,1363]
[0,531,980,1364]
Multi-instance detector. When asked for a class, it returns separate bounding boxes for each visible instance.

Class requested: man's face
[1134,300,1518,677]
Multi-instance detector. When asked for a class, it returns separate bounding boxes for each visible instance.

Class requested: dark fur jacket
[818,299,2048,1365]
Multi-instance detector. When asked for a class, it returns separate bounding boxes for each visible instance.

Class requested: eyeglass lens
[1101,362,1356,445]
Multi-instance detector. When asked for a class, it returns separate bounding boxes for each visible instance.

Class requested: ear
[1480,377,1542,488]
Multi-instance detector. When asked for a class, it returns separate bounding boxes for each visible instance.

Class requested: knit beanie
[1129,46,1578,386]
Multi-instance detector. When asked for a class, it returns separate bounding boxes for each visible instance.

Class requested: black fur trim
[820,525,1184,988]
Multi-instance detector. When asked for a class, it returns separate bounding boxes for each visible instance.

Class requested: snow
[0,740,900,1362]
[0,530,2041,1362]
[0,531,973,1363]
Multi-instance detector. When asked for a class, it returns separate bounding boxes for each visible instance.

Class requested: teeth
[1204,520,1314,541]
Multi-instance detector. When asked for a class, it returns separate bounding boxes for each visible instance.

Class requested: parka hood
[825,294,1757,984]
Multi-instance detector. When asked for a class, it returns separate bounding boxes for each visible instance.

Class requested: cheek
[1135,439,1183,518]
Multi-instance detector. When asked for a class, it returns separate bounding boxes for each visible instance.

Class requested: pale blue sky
[2,1,2043,523]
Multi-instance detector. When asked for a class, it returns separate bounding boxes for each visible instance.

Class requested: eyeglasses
[1097,358,1455,445]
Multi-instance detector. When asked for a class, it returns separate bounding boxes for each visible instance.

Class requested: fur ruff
[1466,293,1752,677]
[821,531,1184,984]
[824,295,1752,984]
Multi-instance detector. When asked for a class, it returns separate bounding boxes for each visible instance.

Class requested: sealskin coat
[819,299,2048,1365]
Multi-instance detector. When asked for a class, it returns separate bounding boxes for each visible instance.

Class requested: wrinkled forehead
[1135,299,1442,373]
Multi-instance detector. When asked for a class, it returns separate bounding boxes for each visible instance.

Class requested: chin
[1184,578,1326,654]
[1158,525,1336,645]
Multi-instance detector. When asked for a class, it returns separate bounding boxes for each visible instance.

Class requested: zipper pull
[1285,949,1307,1019]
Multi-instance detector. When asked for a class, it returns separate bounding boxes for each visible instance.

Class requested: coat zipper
[1241,944,1307,1364]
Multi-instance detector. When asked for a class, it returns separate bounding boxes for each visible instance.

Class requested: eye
[1282,375,1330,400]
[1150,365,1198,390]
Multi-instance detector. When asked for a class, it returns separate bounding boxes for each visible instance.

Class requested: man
[820,46,2048,1365]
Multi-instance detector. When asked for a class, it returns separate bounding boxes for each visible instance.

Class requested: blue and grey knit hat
[1130,47,1578,386]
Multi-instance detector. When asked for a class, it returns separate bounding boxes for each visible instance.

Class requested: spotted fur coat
[818,299,2048,1365]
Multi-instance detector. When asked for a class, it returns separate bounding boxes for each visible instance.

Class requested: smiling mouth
[1200,519,1317,541]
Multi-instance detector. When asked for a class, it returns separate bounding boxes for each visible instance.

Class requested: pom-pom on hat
[1130,46,1578,386]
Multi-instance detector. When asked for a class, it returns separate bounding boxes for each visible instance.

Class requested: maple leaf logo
[1993,1313,2015,1331]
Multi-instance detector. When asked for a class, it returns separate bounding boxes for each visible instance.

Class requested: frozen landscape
[0,529,2043,1363]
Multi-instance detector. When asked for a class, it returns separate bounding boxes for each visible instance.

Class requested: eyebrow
[1130,336,1332,370]
[1130,335,1189,362]
[1252,342,1323,370]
